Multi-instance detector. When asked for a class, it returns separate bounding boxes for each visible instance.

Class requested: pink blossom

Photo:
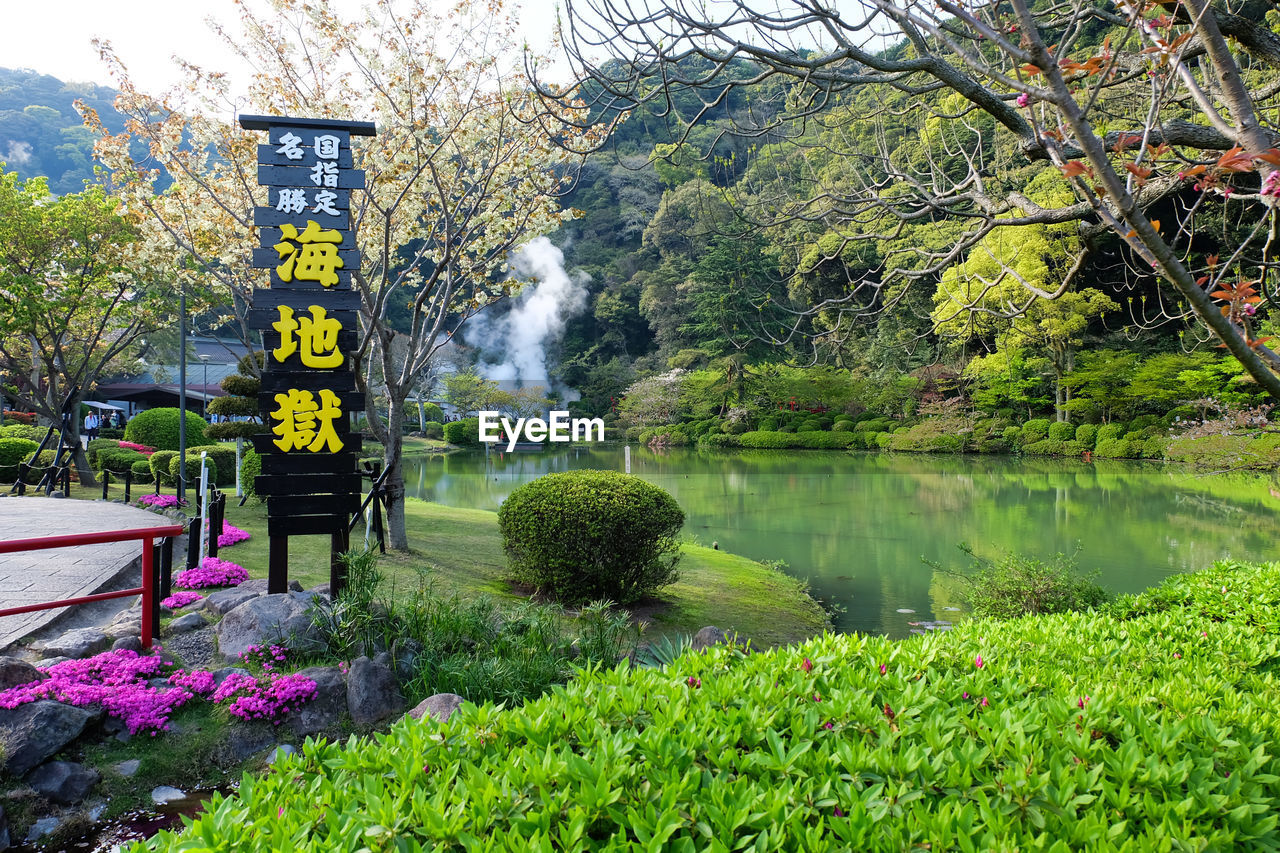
[1016,93,1030,107]
[686,676,701,689]
[161,591,203,609]
[980,697,989,707]
[138,494,179,509]
[1262,170,1280,198]
[879,664,887,675]
[1077,696,1090,708]
[800,658,813,673]
[974,654,984,669]
[174,557,248,589]
[210,522,251,549]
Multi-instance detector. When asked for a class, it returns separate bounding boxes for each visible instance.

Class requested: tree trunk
[382,397,409,551]
[417,396,426,432]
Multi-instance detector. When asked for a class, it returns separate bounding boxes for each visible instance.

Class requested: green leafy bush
[171,453,217,488]
[422,420,444,439]
[130,458,154,484]
[1165,432,1280,469]
[831,420,853,432]
[97,446,147,475]
[420,402,445,423]
[738,430,796,449]
[124,408,209,451]
[149,450,178,486]
[146,560,1280,853]
[444,418,480,446]
[499,471,684,605]
[1048,421,1075,441]
[1141,436,1170,459]
[187,444,237,487]
[1001,425,1022,446]
[1074,423,1098,449]
[796,431,857,449]
[886,418,970,453]
[0,423,51,442]
[241,447,262,499]
[86,437,120,468]
[699,433,739,448]
[0,437,39,482]
[953,546,1110,618]
[1096,422,1127,444]
[1022,439,1086,457]
[1093,438,1135,458]
[1020,418,1051,444]
[875,431,894,449]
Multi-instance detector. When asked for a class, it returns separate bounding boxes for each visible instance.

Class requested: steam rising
[467,237,589,385]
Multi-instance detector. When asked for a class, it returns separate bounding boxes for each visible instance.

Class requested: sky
[5,0,570,95]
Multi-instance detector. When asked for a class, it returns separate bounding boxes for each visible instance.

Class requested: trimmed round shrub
[0,437,39,482]
[420,402,445,423]
[87,437,122,469]
[1075,423,1098,449]
[738,431,796,449]
[832,420,854,433]
[1096,422,1127,444]
[241,447,262,500]
[875,432,895,449]
[444,418,480,446]
[758,416,780,431]
[220,373,260,398]
[171,453,217,488]
[187,444,238,487]
[1021,418,1052,444]
[124,408,210,452]
[1002,426,1022,446]
[498,471,684,605]
[700,433,739,448]
[130,458,154,484]
[1048,422,1075,442]
[149,450,179,486]
[98,446,147,475]
[721,420,748,435]
[422,421,444,439]
[207,395,258,418]
[1142,436,1170,459]
[797,431,858,449]
[1094,438,1134,458]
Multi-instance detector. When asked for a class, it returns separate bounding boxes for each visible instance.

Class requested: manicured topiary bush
[0,437,39,482]
[422,420,444,439]
[738,430,796,449]
[700,433,739,448]
[240,447,262,499]
[831,420,853,432]
[86,437,121,469]
[149,450,179,485]
[1048,421,1075,441]
[1096,422,1127,444]
[1075,423,1098,449]
[1093,437,1134,458]
[124,408,209,451]
[97,446,147,475]
[796,431,857,449]
[444,418,480,446]
[187,444,237,487]
[129,458,154,484]
[1020,418,1051,444]
[498,470,684,605]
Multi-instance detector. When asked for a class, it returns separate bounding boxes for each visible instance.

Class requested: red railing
[0,525,187,649]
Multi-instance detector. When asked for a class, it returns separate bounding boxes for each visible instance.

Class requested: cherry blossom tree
[85,0,598,548]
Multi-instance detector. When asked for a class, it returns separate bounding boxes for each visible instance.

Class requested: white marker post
[198,451,210,563]
[625,444,631,474]
[234,437,244,498]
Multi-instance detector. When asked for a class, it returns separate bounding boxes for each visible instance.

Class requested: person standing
[85,411,99,441]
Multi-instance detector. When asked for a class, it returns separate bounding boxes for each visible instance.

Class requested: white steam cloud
[467,237,589,385]
[5,141,32,167]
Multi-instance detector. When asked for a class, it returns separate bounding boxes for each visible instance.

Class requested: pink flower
[1077,696,1090,708]
[161,591,203,609]
[1016,93,1030,107]
[878,664,887,675]
[174,557,248,589]
[962,692,969,700]
[980,697,989,707]
[686,676,701,689]
[824,722,834,730]
[800,658,813,673]
[834,806,845,817]
[974,654,984,669]
[1262,170,1280,198]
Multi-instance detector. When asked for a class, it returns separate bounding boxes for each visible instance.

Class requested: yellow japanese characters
[273,305,344,369]
[274,220,345,287]
[270,388,345,453]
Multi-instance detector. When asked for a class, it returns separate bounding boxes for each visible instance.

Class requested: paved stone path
[0,497,179,650]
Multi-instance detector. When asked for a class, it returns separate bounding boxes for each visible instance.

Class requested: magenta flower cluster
[241,643,288,673]
[118,440,156,455]
[161,591,204,609]
[138,494,179,509]
[0,650,193,734]
[174,557,248,589]
[212,671,317,722]
[168,668,217,695]
[214,522,251,549]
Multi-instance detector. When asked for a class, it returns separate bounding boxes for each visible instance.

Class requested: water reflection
[404,447,1280,637]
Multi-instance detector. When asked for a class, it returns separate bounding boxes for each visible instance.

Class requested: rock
[211,666,251,686]
[48,490,65,499]
[392,639,424,683]
[267,744,296,764]
[25,760,101,805]
[286,666,346,737]
[113,759,141,777]
[0,701,98,777]
[166,612,208,635]
[25,817,60,843]
[346,655,404,725]
[31,656,70,669]
[222,725,276,763]
[147,678,172,690]
[104,619,142,641]
[214,593,326,662]
[88,803,107,821]
[0,656,46,690]
[407,693,464,724]
[308,583,332,597]
[112,636,143,653]
[151,786,185,805]
[204,587,262,616]
[691,626,728,652]
[41,628,109,659]
[238,578,303,595]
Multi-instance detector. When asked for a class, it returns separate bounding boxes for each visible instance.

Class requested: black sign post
[239,114,376,596]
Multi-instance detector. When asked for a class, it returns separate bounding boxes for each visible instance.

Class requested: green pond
[401,446,1280,638]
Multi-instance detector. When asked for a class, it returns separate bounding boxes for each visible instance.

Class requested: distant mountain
[0,67,127,194]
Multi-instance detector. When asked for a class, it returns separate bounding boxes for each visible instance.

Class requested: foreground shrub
[1074,423,1098,449]
[886,418,969,453]
[422,420,444,439]
[170,453,217,488]
[149,450,179,485]
[187,443,237,487]
[1048,421,1075,441]
[97,445,147,475]
[499,471,684,605]
[738,430,796,449]
[124,407,209,451]
[0,436,38,481]
[144,560,1280,851]
[950,546,1110,619]
[443,417,480,446]
[130,458,154,483]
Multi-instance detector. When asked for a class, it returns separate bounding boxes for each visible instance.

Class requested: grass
[76,472,829,650]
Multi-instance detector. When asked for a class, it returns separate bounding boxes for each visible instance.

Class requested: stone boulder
[25,760,101,805]
[691,625,731,652]
[204,587,261,617]
[112,636,143,653]
[166,612,208,635]
[0,701,98,777]
[346,654,404,726]
[41,628,109,659]
[214,592,326,662]
[0,656,46,691]
[286,666,347,737]
[104,618,143,641]
[211,666,251,686]
[407,693,465,724]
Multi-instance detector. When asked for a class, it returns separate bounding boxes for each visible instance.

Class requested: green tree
[444,370,502,417]
[0,170,172,484]
[1061,351,1141,424]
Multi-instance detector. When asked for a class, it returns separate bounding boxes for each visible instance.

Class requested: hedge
[1020,418,1052,444]
[1047,421,1075,441]
[124,408,210,452]
[422,420,444,439]
[0,437,39,482]
[1074,423,1098,449]
[97,446,148,475]
[149,450,179,486]
[444,418,480,446]
[187,444,238,487]
[498,470,684,605]
[141,560,1280,852]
